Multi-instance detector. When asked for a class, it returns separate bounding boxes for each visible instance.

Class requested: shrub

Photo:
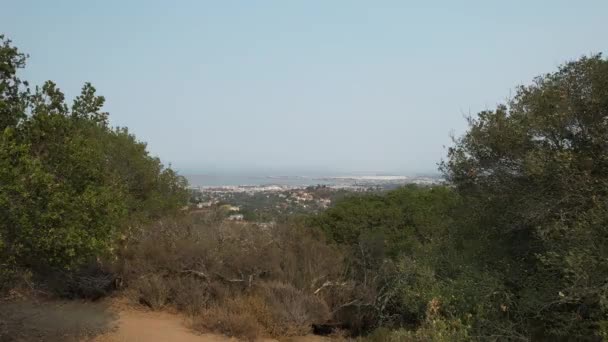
[114,215,347,338]
[170,276,210,315]
[117,215,342,313]
[28,262,119,300]
[132,274,169,310]
[192,305,262,341]
[363,306,472,342]
[257,282,330,336]
[192,289,329,339]
[363,318,471,342]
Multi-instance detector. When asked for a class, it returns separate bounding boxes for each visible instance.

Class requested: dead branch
[331,299,374,314]
[314,281,348,295]
[180,269,209,280]
[214,272,246,283]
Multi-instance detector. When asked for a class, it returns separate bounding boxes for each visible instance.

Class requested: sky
[2,1,607,175]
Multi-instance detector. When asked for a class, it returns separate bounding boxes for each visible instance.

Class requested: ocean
[183,174,337,187]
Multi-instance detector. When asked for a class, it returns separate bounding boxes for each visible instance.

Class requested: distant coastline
[183,173,443,188]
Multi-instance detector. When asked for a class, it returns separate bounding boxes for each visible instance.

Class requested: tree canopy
[312,54,608,340]
[442,54,608,339]
[0,35,188,275]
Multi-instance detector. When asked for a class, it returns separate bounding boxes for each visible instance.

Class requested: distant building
[291,191,313,202]
[228,214,244,221]
[318,198,331,208]
[196,201,213,209]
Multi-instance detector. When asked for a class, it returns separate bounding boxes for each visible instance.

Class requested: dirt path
[92,306,330,341]
[91,307,235,342]
[1,297,329,342]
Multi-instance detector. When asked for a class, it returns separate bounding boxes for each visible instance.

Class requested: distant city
[185,173,445,220]
[184,173,444,190]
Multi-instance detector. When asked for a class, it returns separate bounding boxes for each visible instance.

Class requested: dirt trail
[1,297,329,342]
[91,307,235,342]
[92,306,329,341]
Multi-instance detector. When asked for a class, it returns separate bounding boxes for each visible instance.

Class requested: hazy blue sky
[2,1,607,174]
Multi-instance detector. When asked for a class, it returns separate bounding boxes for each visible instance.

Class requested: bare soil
[0,298,116,341]
[0,297,331,342]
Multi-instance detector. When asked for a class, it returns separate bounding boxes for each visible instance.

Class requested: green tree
[442,54,608,339]
[309,186,471,331]
[0,35,188,274]
[0,35,29,131]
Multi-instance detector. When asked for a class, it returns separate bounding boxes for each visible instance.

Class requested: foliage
[441,54,608,339]
[310,185,459,258]
[308,54,608,340]
[0,35,28,131]
[309,185,468,331]
[0,35,188,277]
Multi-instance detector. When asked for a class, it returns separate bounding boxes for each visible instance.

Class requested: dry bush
[206,280,232,302]
[119,217,344,291]
[192,305,262,341]
[191,289,329,340]
[268,223,345,291]
[117,217,215,312]
[203,289,326,338]
[237,295,276,333]
[169,276,210,315]
[116,215,348,337]
[132,274,169,310]
[257,281,330,336]
[117,217,210,279]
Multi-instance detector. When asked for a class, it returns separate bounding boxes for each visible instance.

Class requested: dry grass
[192,283,330,339]
[192,305,262,341]
[170,276,210,315]
[132,274,169,310]
[258,282,330,336]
